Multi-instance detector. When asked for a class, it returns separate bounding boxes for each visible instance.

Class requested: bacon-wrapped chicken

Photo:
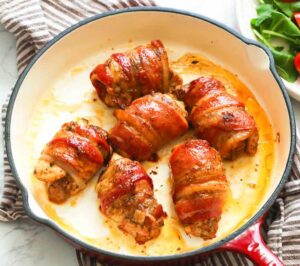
[169,139,228,239]
[96,155,166,244]
[34,119,111,204]
[90,40,182,108]
[180,77,258,159]
[109,93,189,161]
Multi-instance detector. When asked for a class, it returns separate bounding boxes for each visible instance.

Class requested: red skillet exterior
[219,215,284,266]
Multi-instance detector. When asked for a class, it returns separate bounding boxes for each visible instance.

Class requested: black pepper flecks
[150,170,158,175]
[276,132,280,143]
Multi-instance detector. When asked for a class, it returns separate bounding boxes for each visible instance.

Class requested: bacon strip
[49,136,104,164]
[96,155,166,244]
[170,139,228,239]
[181,77,258,159]
[90,40,182,108]
[100,170,152,213]
[109,93,188,161]
[34,119,111,204]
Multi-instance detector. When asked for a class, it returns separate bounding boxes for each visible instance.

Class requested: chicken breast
[96,154,166,244]
[177,77,258,160]
[109,93,188,161]
[169,139,228,239]
[35,119,111,203]
[90,40,182,108]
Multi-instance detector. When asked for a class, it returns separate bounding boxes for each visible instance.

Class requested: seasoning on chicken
[179,77,258,159]
[90,40,182,108]
[96,154,166,244]
[169,139,228,239]
[34,119,111,204]
[109,93,189,161]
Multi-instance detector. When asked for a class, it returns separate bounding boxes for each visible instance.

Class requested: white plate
[236,0,300,101]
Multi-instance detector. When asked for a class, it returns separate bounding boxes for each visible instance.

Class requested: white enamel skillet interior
[5,7,296,264]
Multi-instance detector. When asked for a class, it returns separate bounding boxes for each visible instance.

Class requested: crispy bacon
[169,139,228,239]
[34,119,111,204]
[179,77,258,159]
[90,40,182,108]
[49,136,104,164]
[96,155,166,244]
[109,93,188,161]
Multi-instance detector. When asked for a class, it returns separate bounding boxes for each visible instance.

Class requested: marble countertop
[1,1,300,266]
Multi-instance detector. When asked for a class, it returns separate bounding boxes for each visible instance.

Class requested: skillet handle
[218,215,283,266]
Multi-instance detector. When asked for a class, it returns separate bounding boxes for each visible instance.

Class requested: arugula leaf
[273,50,298,82]
[252,29,298,82]
[252,10,300,37]
[274,46,284,52]
[251,2,300,82]
[261,30,300,45]
[268,11,300,37]
[251,4,274,29]
[256,3,274,16]
[261,0,273,4]
[260,0,300,17]
[273,0,300,18]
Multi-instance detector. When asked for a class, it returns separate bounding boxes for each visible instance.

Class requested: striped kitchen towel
[0,0,299,265]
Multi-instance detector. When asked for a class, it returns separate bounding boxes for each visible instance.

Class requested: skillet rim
[4,6,296,262]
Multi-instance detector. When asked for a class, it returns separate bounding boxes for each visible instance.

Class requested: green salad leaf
[273,0,300,18]
[251,0,300,82]
[261,0,300,17]
[252,29,298,82]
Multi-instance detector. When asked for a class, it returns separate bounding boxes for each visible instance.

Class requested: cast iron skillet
[5,7,296,266]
